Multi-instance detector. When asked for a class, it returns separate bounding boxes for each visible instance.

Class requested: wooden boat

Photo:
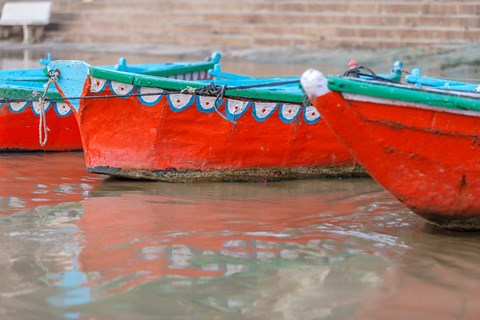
[0,53,221,151]
[45,59,388,182]
[405,68,480,92]
[300,67,480,230]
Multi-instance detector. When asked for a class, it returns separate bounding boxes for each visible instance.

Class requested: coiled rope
[181,83,230,122]
[343,65,397,83]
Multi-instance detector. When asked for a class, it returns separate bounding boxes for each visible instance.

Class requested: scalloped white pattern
[253,102,277,120]
[139,87,164,103]
[304,106,321,122]
[9,102,28,112]
[55,103,71,116]
[90,77,107,93]
[32,101,52,116]
[169,94,193,110]
[227,99,249,116]
[111,81,134,96]
[198,96,217,111]
[281,104,302,121]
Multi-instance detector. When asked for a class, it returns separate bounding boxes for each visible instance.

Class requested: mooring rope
[3,77,301,105]
[32,69,60,147]
[181,83,233,123]
[181,80,301,123]
[303,94,312,107]
[1,76,306,133]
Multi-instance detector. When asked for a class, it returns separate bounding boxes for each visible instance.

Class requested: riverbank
[0,41,479,79]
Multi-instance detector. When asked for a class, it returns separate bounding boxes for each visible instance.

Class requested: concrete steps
[1,0,479,48]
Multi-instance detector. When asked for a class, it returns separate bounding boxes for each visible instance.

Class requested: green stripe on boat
[88,66,304,104]
[327,76,480,112]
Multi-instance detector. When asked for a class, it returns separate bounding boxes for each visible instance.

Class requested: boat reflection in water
[0,152,101,215]
[50,177,417,316]
[4,165,477,319]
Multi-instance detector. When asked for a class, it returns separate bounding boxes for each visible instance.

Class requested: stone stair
[2,0,479,48]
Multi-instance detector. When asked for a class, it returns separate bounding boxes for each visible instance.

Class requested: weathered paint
[301,69,480,230]
[50,63,358,182]
[0,53,221,151]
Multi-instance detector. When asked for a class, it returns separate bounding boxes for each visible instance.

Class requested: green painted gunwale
[0,83,63,101]
[88,66,304,104]
[90,60,217,80]
[327,76,480,112]
[89,60,217,84]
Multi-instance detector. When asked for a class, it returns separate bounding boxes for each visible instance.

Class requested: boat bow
[47,60,91,113]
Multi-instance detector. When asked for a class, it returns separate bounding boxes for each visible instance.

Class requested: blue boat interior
[0,52,222,83]
[406,68,480,92]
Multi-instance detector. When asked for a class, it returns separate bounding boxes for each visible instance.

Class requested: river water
[1,50,480,320]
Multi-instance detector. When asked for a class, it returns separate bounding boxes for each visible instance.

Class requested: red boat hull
[0,103,82,151]
[65,76,359,182]
[307,86,480,229]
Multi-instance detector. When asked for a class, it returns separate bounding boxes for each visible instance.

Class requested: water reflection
[78,179,389,294]
[62,178,413,318]
[1,160,479,319]
[358,228,480,320]
[0,152,101,215]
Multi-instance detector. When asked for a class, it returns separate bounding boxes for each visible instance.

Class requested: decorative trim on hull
[88,165,366,183]
[0,102,82,151]
[87,78,321,124]
[3,100,73,117]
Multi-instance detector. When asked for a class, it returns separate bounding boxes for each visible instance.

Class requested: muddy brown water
[1,50,480,319]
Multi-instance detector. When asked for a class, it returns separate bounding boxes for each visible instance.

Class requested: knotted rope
[10,77,304,133]
[181,83,233,123]
[33,69,60,147]
[181,80,301,123]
